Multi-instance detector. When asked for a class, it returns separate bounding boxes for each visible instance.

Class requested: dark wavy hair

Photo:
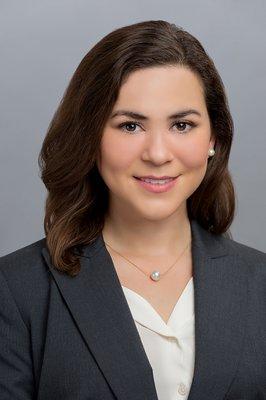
[38,20,236,277]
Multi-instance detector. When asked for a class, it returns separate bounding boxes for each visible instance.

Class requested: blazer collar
[41,219,248,400]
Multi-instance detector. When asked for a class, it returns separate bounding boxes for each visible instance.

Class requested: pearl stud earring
[208,148,215,157]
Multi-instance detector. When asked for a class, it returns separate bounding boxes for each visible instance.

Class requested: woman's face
[96,65,215,221]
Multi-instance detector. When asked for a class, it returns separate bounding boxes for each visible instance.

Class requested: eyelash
[117,120,196,134]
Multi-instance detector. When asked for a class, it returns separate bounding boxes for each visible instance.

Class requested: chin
[133,203,183,221]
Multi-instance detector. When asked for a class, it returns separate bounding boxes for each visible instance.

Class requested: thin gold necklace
[104,239,191,282]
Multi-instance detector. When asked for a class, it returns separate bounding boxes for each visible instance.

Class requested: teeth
[140,178,174,184]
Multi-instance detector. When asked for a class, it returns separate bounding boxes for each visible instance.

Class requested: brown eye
[174,121,195,133]
[118,121,141,133]
[117,120,196,134]
[176,122,187,130]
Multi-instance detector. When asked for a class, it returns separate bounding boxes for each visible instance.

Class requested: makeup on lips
[133,175,180,193]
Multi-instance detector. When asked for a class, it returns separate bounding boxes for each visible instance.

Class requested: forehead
[114,66,206,116]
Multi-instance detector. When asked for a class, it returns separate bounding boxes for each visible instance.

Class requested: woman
[0,20,265,400]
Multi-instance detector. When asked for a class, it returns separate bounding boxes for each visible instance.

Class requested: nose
[140,131,175,164]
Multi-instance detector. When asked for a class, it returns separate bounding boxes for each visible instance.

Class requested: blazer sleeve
[0,269,35,399]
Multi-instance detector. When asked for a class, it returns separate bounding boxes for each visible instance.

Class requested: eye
[173,121,196,133]
[117,120,196,134]
[118,121,141,133]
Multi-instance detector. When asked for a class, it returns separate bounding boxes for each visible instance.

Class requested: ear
[209,134,216,149]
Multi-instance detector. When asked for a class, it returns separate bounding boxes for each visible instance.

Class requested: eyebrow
[110,108,202,120]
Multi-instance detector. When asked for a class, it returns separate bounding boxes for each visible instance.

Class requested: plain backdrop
[0,0,265,256]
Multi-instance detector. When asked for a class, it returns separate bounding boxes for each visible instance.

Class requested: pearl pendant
[150,270,160,281]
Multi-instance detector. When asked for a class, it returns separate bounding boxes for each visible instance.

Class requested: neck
[102,205,192,259]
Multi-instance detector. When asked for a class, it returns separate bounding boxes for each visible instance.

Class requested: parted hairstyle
[38,19,236,277]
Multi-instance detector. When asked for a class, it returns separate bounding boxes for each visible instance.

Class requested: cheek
[99,132,136,174]
[176,138,209,169]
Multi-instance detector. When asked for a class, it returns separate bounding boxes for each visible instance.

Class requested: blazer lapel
[41,232,158,400]
[187,220,248,400]
[41,219,248,400]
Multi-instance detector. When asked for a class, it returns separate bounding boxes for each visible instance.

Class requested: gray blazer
[0,219,265,400]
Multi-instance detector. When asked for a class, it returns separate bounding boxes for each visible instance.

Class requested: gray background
[1,0,265,256]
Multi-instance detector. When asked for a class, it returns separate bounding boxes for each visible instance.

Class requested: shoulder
[219,233,266,276]
[222,233,265,258]
[0,237,48,279]
[0,238,50,329]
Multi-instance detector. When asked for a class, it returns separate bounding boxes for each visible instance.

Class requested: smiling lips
[134,175,179,193]
[135,175,177,180]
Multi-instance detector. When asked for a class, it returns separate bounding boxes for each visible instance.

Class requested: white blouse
[121,276,195,400]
